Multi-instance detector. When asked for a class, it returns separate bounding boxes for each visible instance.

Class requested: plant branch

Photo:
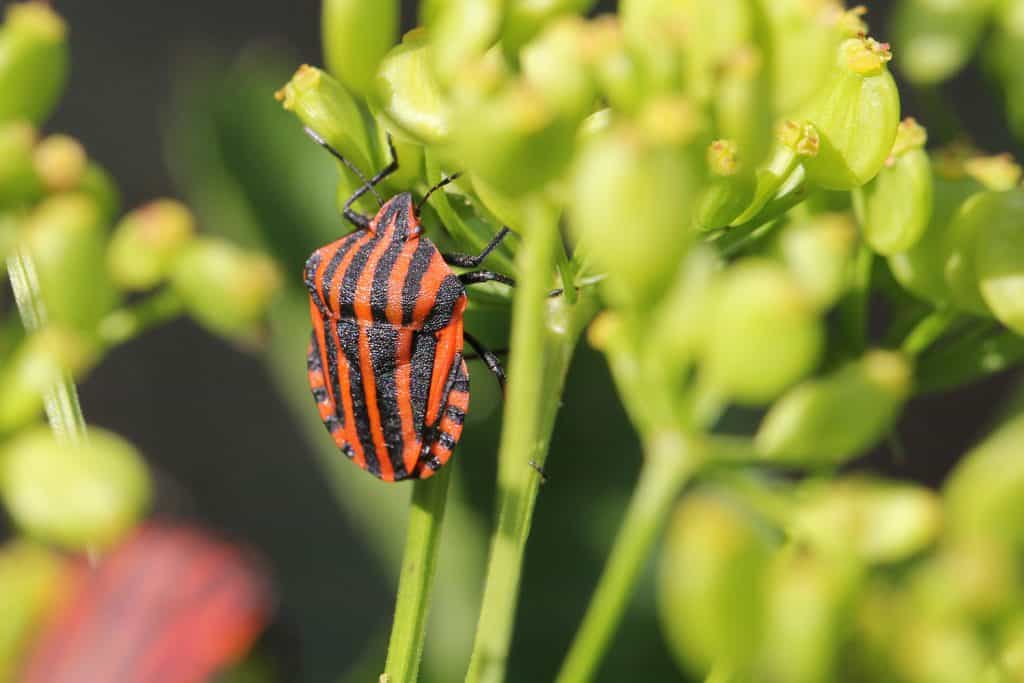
[383,467,453,683]
[555,432,701,683]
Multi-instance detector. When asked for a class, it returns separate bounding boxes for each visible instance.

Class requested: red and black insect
[303,130,510,482]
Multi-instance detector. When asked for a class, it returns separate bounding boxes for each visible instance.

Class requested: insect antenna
[304,127,384,206]
[417,172,463,212]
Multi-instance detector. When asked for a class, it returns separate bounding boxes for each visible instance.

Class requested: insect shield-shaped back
[304,192,470,481]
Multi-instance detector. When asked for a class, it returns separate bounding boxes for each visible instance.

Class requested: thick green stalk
[465,200,588,683]
[555,433,700,683]
[383,467,453,683]
[901,309,957,356]
[6,245,86,444]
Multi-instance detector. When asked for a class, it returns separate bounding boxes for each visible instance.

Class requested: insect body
[303,130,509,481]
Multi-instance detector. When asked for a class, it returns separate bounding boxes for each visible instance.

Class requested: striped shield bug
[303,129,510,482]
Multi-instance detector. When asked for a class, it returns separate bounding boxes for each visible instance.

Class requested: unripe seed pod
[32,134,85,193]
[0,2,68,125]
[975,189,1024,333]
[585,17,644,113]
[857,118,933,254]
[911,537,1018,624]
[321,0,398,99]
[107,199,197,291]
[893,0,996,85]
[619,0,688,93]
[1,426,151,550]
[701,259,824,404]
[520,17,595,122]
[695,139,756,230]
[0,541,63,682]
[755,350,911,465]
[21,193,119,333]
[799,36,900,190]
[77,162,120,225]
[426,0,503,88]
[372,32,451,146]
[774,212,857,309]
[0,120,41,208]
[658,491,773,676]
[170,237,281,339]
[502,0,596,55]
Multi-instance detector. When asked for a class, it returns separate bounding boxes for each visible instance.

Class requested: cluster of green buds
[0,4,281,675]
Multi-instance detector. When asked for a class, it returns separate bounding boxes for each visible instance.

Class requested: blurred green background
[6,0,1018,681]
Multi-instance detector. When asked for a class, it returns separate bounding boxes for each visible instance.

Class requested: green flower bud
[21,193,119,333]
[426,0,503,87]
[695,140,756,230]
[0,326,95,433]
[799,36,901,190]
[321,0,398,99]
[619,0,688,93]
[1001,617,1024,680]
[775,212,857,309]
[453,81,576,196]
[0,121,41,208]
[372,31,451,145]
[0,2,68,124]
[32,133,85,194]
[757,551,856,683]
[570,115,704,308]
[0,541,63,681]
[649,246,720,374]
[658,491,773,676]
[77,162,120,225]
[764,0,847,114]
[893,0,996,85]
[701,259,824,404]
[911,537,1019,624]
[170,237,281,339]
[1,426,151,550]
[502,0,596,55]
[107,199,197,291]
[755,350,911,465]
[857,118,934,254]
[894,619,989,683]
[973,189,1024,333]
[276,64,377,179]
[945,408,1024,546]
[520,17,595,122]
[716,45,773,171]
[586,17,644,112]
[790,477,941,563]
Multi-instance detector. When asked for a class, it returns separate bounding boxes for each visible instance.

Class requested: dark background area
[10,0,1019,681]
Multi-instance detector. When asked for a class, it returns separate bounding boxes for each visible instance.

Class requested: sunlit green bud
[945,405,1024,545]
[775,212,856,309]
[701,259,823,404]
[570,116,703,308]
[756,350,910,464]
[77,162,120,225]
[520,17,595,122]
[962,189,1024,330]
[276,64,377,174]
[858,118,933,254]
[695,140,756,230]
[372,31,451,146]
[22,193,119,333]
[321,0,398,99]
[585,16,643,112]
[170,237,281,339]
[895,618,989,683]
[453,81,576,197]
[790,478,941,563]
[764,0,846,114]
[32,133,85,193]
[0,120,41,208]
[0,326,95,433]
[729,122,819,224]
[757,551,855,683]
[107,199,197,291]
[426,0,503,87]
[619,0,688,93]
[650,246,720,372]
[0,2,68,124]
[503,0,596,54]
[716,45,773,170]
[893,0,996,85]
[0,541,63,681]
[659,491,773,676]
[1001,617,1024,680]
[1,426,150,550]
[799,36,901,190]
[912,537,1018,624]
[964,152,1023,190]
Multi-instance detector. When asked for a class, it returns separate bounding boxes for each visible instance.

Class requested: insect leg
[305,127,400,228]
[458,270,516,288]
[443,227,512,268]
[463,331,505,393]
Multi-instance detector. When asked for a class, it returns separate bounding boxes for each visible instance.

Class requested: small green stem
[555,432,701,683]
[839,243,873,355]
[900,309,958,356]
[465,200,593,683]
[6,246,87,444]
[383,467,453,683]
[97,289,185,348]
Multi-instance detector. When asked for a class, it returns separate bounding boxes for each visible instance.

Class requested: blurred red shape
[20,523,274,683]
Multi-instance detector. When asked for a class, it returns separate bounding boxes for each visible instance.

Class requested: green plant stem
[383,466,453,683]
[97,289,185,348]
[900,309,957,356]
[465,200,592,683]
[555,432,701,683]
[839,243,873,355]
[6,246,87,444]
